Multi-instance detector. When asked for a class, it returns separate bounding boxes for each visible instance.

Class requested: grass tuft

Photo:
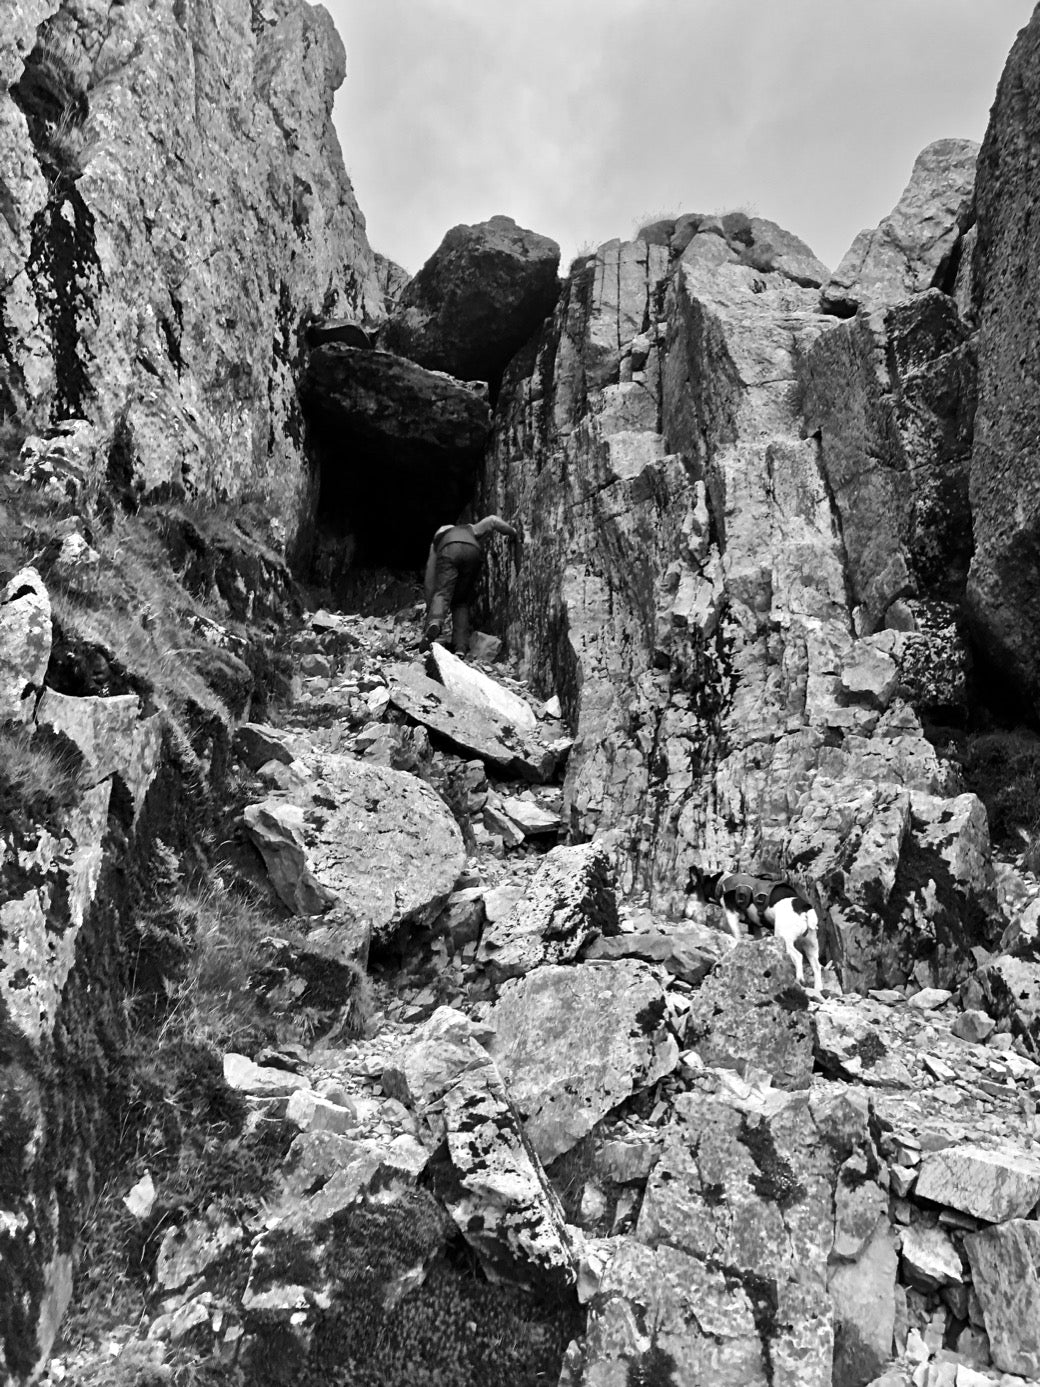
[0,720,80,826]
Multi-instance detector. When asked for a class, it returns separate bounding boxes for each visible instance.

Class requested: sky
[328,1,1037,278]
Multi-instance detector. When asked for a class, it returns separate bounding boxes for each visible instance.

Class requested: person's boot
[419,620,441,652]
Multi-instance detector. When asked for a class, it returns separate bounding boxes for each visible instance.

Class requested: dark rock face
[304,345,490,568]
[380,215,560,385]
[969,9,1040,714]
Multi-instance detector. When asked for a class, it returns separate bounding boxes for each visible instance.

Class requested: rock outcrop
[0,0,384,555]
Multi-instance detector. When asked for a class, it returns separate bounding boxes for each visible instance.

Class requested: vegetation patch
[963,728,1040,849]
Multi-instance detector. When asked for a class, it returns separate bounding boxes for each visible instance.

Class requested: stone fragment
[498,794,561,836]
[0,567,50,722]
[233,722,294,770]
[429,643,536,729]
[488,961,678,1163]
[582,920,727,985]
[285,1089,358,1135]
[823,139,978,312]
[240,800,334,915]
[814,1002,914,1087]
[35,689,162,812]
[901,1224,963,1289]
[386,660,559,781]
[829,1220,900,1387]
[381,214,560,383]
[684,938,816,1089]
[963,1219,1040,1377]
[223,1054,310,1099]
[915,1145,1040,1223]
[952,1010,996,1044]
[477,841,618,980]
[908,988,954,1011]
[156,1217,243,1292]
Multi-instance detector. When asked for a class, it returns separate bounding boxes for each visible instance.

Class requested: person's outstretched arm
[472,514,519,540]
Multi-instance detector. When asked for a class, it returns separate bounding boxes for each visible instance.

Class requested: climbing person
[422,514,520,655]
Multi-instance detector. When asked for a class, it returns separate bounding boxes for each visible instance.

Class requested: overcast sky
[329,1,1036,278]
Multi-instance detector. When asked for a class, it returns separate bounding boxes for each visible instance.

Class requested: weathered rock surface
[0,566,51,721]
[477,840,619,980]
[380,214,560,383]
[914,1144,1040,1223]
[385,659,561,781]
[822,139,978,313]
[969,6,1040,713]
[429,642,537,730]
[1,0,383,552]
[582,919,728,985]
[488,961,679,1163]
[963,1219,1040,1376]
[684,938,816,1089]
[242,751,465,937]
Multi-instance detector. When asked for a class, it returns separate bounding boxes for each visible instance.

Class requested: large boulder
[0,566,51,722]
[381,215,560,383]
[963,1220,1040,1377]
[822,139,978,314]
[488,960,678,1163]
[968,8,1040,712]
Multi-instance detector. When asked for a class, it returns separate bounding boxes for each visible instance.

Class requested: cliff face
[1,0,383,556]
[481,163,991,993]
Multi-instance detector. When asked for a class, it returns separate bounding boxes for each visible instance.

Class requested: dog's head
[686,866,725,904]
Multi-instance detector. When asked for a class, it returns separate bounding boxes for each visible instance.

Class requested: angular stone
[233,722,294,770]
[240,799,335,915]
[901,1224,963,1289]
[488,961,678,1163]
[823,139,978,312]
[285,1089,357,1136]
[684,938,815,1089]
[223,1053,310,1099]
[429,643,537,729]
[569,1238,768,1386]
[952,1010,996,1044]
[0,566,50,723]
[477,841,618,980]
[582,920,727,985]
[381,214,560,383]
[156,1217,243,1293]
[915,1144,1040,1223]
[813,1003,914,1088]
[963,1219,1040,1377]
[35,689,161,813]
[498,794,561,837]
[386,660,558,781]
[829,1220,899,1387]
[971,958,1040,1044]
[908,988,954,1011]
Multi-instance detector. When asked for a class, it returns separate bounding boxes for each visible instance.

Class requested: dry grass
[0,720,81,824]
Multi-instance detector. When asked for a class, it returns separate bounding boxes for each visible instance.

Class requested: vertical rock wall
[482,168,993,993]
[1,0,383,555]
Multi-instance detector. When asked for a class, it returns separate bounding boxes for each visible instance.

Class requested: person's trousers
[426,541,481,652]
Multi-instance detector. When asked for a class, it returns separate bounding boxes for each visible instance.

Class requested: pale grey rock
[823,139,978,312]
[240,799,334,916]
[0,566,50,723]
[497,794,561,836]
[833,1151,889,1260]
[429,643,536,729]
[748,216,830,288]
[684,938,815,1089]
[488,961,678,1163]
[582,920,727,985]
[963,1219,1040,1377]
[915,1144,1040,1223]
[829,1220,899,1387]
[35,688,161,814]
[908,988,954,1011]
[563,1237,767,1386]
[952,1010,996,1044]
[901,1224,963,1289]
[223,1053,309,1099]
[970,958,1040,1047]
[813,1003,914,1087]
[386,660,558,781]
[476,840,618,980]
[285,1089,358,1136]
[156,1217,243,1293]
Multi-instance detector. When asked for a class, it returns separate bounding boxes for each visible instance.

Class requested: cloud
[329,0,1034,275]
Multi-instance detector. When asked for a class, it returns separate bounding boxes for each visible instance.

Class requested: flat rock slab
[914,1143,1040,1223]
[477,841,619,981]
[582,921,728,985]
[963,1219,1040,1377]
[36,688,162,813]
[488,960,678,1163]
[243,753,465,938]
[429,643,536,730]
[684,937,816,1090]
[386,660,559,781]
[562,1237,768,1387]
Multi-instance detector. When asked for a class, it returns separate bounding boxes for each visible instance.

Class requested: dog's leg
[771,898,806,984]
[801,913,824,993]
[722,904,743,940]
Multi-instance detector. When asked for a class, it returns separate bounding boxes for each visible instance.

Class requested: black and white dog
[688,867,824,992]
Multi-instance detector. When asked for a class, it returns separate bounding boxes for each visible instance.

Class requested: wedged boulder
[487,961,678,1163]
[380,214,560,383]
[582,920,728,985]
[963,1219,1040,1377]
[241,754,465,937]
[636,1087,843,1386]
[683,938,815,1089]
[968,8,1040,710]
[560,1237,768,1386]
[381,1008,577,1291]
[914,1143,1040,1223]
[967,956,1040,1046]
[822,139,978,313]
[429,643,537,730]
[477,840,619,980]
[233,722,294,770]
[0,566,51,723]
[385,660,561,781]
